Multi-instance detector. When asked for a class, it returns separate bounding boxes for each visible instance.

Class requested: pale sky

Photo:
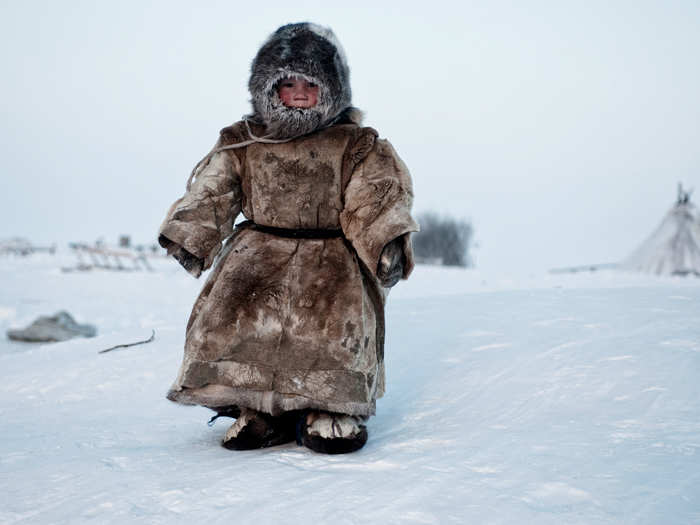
[1,0,698,272]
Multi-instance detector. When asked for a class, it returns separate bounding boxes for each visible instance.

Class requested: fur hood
[247,23,355,138]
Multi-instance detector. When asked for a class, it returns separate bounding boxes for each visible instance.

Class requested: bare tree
[413,212,474,267]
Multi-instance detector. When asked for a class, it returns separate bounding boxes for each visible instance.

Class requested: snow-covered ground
[1,253,699,524]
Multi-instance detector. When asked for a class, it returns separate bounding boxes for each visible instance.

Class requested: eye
[308,82,317,88]
[281,82,294,88]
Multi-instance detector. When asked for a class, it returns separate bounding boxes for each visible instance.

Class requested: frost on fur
[247,22,352,138]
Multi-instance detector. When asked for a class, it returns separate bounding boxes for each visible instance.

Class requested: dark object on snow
[7,311,97,343]
[413,212,473,267]
[98,329,156,354]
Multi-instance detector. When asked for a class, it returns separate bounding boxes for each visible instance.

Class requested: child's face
[277,77,319,109]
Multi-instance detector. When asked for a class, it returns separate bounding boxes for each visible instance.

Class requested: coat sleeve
[158,138,243,277]
[340,137,419,280]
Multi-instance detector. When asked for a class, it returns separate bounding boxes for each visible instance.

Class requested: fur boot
[299,411,368,454]
[221,408,296,450]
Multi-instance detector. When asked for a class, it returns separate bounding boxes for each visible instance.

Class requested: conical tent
[622,184,700,277]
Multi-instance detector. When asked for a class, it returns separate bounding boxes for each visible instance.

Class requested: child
[159,22,418,454]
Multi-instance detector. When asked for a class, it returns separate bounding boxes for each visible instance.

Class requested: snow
[2,254,700,524]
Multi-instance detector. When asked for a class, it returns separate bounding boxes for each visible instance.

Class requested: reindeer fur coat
[158,23,418,417]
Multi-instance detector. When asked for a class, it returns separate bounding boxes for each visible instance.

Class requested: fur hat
[248,23,353,138]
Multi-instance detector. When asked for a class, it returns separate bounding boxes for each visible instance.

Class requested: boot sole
[302,427,368,454]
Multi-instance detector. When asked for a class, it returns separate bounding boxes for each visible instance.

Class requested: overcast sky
[1,0,698,272]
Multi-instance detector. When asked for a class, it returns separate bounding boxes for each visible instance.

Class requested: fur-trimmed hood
[248,23,354,138]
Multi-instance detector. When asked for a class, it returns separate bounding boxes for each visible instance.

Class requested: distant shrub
[412,212,474,267]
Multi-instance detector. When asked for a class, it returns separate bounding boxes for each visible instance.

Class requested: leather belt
[236,220,343,239]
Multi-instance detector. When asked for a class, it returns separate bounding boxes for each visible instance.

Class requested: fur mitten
[377,237,405,287]
[158,234,204,278]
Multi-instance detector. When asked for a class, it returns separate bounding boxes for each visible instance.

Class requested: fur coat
[158,23,418,417]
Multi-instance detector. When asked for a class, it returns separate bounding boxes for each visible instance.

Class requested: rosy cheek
[278,89,291,104]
